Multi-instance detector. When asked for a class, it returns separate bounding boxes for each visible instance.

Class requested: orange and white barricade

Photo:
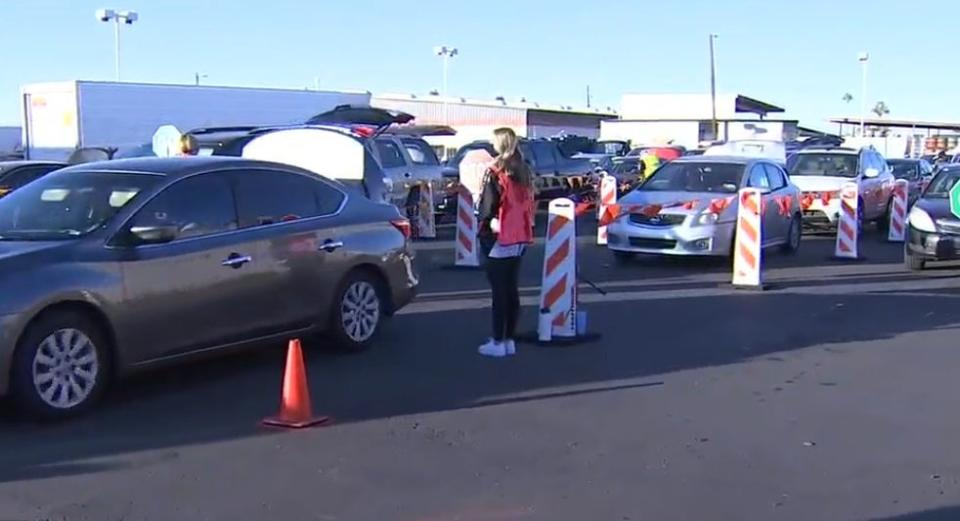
[732,188,764,288]
[454,186,479,267]
[596,174,617,245]
[887,179,908,242]
[539,198,577,339]
[834,182,859,259]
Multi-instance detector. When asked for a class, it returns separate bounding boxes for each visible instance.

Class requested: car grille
[937,219,960,235]
[629,213,686,226]
[628,237,677,250]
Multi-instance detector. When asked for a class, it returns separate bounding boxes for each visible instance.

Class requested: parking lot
[1,214,959,521]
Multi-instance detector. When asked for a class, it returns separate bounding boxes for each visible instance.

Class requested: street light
[96,8,138,82]
[858,52,870,137]
[194,72,208,86]
[434,45,458,124]
[708,34,719,140]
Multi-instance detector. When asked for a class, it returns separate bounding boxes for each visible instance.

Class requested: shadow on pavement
[869,506,960,520]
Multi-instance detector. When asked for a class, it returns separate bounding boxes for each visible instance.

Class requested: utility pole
[709,34,718,141]
[858,52,870,137]
[586,85,591,108]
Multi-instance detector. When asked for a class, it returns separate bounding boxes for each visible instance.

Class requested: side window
[129,173,237,240]
[747,164,770,189]
[0,166,56,190]
[401,139,439,165]
[762,163,787,190]
[375,139,407,169]
[234,170,334,227]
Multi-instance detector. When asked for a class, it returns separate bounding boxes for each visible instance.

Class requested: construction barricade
[888,179,908,242]
[539,198,578,340]
[732,188,764,289]
[834,182,860,260]
[596,173,617,245]
[454,186,480,268]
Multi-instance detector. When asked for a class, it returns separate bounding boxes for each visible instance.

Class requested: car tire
[330,270,384,351]
[877,198,892,233]
[780,214,802,254]
[611,250,635,264]
[10,310,110,420]
[905,249,926,271]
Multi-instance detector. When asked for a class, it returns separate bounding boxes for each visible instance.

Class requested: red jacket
[492,168,534,246]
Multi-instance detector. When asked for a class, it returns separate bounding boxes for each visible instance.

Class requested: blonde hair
[492,127,532,188]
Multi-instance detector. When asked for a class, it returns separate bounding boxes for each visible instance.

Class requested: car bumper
[387,249,419,314]
[606,219,735,256]
[801,201,841,227]
[906,226,960,261]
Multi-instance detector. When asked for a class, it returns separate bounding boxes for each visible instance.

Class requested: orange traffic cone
[262,339,331,429]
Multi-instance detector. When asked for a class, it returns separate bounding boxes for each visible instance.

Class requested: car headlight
[693,212,719,226]
[908,206,936,232]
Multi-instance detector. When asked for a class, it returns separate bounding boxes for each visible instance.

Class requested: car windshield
[923,170,960,198]
[638,161,743,193]
[0,170,161,240]
[790,153,859,178]
[888,161,917,179]
[590,142,627,155]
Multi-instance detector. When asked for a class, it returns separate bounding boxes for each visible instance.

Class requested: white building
[373,94,617,158]
[601,93,799,150]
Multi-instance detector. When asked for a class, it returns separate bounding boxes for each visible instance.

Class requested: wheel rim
[31,328,99,409]
[340,281,380,343]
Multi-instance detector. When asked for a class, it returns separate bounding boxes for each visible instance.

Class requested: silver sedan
[606,156,802,259]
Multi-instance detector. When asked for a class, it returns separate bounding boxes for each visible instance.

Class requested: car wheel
[780,214,802,254]
[611,250,634,264]
[877,199,892,233]
[10,311,110,420]
[905,248,926,271]
[330,271,384,351]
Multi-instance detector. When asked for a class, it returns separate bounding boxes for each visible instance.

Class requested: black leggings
[485,256,523,341]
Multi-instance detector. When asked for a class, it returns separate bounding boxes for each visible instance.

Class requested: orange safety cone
[262,339,331,429]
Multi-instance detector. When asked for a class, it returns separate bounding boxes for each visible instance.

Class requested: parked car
[788,146,895,230]
[0,157,418,419]
[905,165,960,270]
[0,161,66,197]
[606,156,802,259]
[887,158,934,205]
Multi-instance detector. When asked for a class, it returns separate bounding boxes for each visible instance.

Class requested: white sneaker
[478,339,507,357]
[504,339,516,355]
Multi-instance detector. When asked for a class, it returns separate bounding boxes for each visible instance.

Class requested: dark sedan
[905,165,960,270]
[0,157,418,419]
[887,158,934,205]
[0,160,66,197]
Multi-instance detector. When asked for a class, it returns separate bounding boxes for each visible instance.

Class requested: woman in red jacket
[477,128,535,357]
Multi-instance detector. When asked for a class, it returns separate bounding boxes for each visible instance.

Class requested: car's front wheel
[905,247,926,271]
[780,214,802,254]
[330,271,384,351]
[10,310,110,420]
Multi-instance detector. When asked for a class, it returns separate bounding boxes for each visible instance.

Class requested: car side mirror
[864,168,880,179]
[130,225,178,245]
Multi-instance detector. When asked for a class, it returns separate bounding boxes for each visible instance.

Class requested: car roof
[795,146,860,154]
[887,158,917,163]
[53,156,295,179]
[670,155,752,165]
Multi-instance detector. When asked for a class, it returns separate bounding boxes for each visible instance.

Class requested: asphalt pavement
[3,215,960,521]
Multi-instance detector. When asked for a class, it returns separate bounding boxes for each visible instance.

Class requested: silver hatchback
[606,156,802,259]
[0,157,418,418]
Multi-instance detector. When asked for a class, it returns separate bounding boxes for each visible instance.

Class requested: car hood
[618,190,737,217]
[789,175,853,192]
[0,240,66,262]
[915,198,955,220]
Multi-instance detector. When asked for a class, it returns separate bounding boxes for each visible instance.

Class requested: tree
[872,101,890,118]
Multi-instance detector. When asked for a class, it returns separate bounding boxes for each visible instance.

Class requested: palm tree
[842,93,853,104]
[872,101,890,118]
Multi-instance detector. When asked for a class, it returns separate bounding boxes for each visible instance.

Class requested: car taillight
[391,218,411,239]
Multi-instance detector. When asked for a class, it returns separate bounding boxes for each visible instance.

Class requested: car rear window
[401,139,439,165]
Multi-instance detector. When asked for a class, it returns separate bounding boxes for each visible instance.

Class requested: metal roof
[829,117,960,131]
[735,95,784,115]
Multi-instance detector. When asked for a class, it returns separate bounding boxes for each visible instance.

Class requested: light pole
[194,73,208,86]
[96,9,138,82]
[709,34,718,141]
[858,52,869,137]
[434,45,458,125]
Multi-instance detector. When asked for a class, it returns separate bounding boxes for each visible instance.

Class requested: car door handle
[319,239,344,253]
[221,253,252,268]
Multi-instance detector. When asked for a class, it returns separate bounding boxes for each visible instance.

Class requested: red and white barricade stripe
[416,182,436,239]
[732,189,763,288]
[887,179,908,242]
[834,182,859,259]
[454,186,479,267]
[539,198,577,338]
[596,174,617,245]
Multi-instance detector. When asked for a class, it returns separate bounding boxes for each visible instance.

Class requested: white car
[788,146,895,229]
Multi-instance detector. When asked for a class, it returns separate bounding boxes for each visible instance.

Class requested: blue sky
[0,0,954,129]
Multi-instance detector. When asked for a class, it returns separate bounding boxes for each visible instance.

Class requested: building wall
[0,126,22,155]
[600,120,701,149]
[620,94,741,120]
